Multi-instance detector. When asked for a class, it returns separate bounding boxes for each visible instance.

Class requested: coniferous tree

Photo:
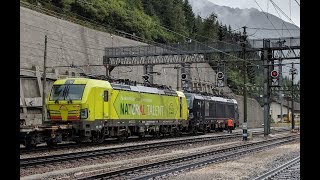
[183,0,196,36]
[200,13,218,42]
[193,15,203,41]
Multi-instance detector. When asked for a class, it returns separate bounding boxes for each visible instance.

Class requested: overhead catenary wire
[247,27,299,31]
[254,0,283,38]
[254,0,297,54]
[159,25,257,66]
[269,0,298,39]
[269,0,299,26]
[268,0,300,51]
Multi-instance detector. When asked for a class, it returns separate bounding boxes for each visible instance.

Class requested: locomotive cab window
[104,90,108,102]
[205,101,209,116]
[50,84,85,100]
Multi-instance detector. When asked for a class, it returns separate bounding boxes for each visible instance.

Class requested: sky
[207,0,300,27]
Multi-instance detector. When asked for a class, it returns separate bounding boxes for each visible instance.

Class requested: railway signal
[217,72,224,80]
[216,72,225,87]
[270,70,280,86]
[270,70,278,78]
[181,73,187,80]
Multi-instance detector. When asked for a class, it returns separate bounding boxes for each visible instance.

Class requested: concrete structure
[20,5,264,127]
[270,100,300,123]
[235,95,264,128]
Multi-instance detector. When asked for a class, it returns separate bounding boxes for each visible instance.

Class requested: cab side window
[104,90,108,102]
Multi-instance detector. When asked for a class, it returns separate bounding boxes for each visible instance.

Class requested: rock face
[20,6,263,127]
[189,0,300,39]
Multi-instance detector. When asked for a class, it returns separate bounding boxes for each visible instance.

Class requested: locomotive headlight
[80,109,88,119]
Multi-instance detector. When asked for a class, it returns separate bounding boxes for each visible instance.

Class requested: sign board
[271,78,279,86]
[242,122,247,129]
[217,79,224,87]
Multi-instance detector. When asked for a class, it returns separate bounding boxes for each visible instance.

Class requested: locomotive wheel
[138,132,145,138]
[202,129,207,135]
[117,130,128,141]
[46,139,57,147]
[118,135,126,141]
[25,134,37,149]
[91,131,105,143]
[96,133,105,143]
[192,127,198,135]
[154,132,161,139]
[25,140,36,149]
[172,128,181,136]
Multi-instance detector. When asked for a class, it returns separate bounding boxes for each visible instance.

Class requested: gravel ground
[168,141,300,180]
[21,136,245,179]
[20,129,296,180]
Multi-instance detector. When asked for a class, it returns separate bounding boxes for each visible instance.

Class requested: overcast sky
[207,0,300,27]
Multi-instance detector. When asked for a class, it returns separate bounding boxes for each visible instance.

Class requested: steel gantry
[103,37,300,66]
[103,37,299,82]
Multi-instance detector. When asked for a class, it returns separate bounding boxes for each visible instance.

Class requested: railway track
[20,128,293,168]
[20,127,290,155]
[20,132,247,168]
[20,132,220,154]
[78,134,299,179]
[253,156,300,180]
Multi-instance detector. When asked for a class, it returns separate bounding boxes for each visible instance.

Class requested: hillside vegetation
[23,0,264,96]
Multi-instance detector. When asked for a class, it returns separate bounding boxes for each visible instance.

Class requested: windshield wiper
[63,85,73,104]
[67,99,73,104]
[54,88,63,104]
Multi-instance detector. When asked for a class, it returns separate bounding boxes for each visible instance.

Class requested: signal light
[270,70,278,78]
[217,72,224,80]
[181,73,187,80]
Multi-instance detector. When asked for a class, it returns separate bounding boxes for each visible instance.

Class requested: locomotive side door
[94,87,104,119]
[103,89,109,119]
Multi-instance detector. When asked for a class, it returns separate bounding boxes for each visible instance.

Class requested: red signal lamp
[271,70,278,78]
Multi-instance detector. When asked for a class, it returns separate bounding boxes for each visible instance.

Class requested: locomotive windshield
[50,84,86,101]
